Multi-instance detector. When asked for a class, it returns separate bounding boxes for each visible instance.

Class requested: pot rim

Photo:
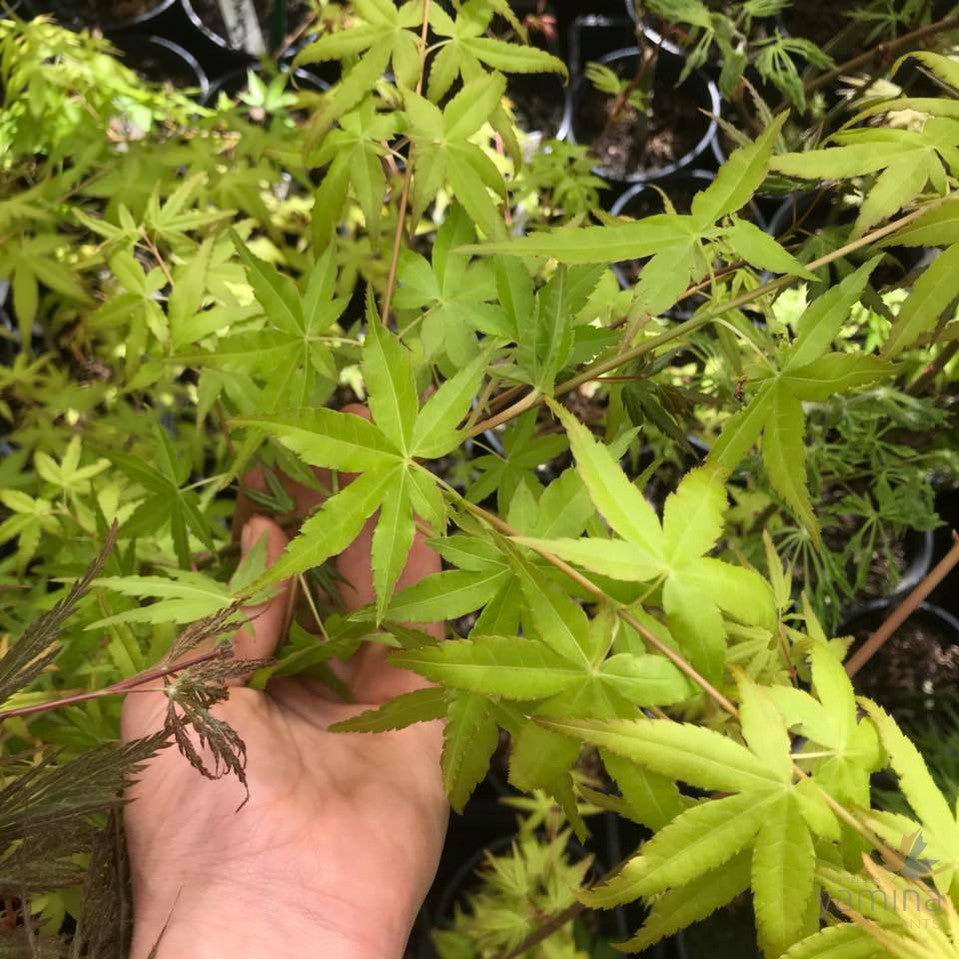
[200,62,329,106]
[563,46,721,184]
[116,33,211,99]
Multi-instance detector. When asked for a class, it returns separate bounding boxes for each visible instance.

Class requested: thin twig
[379,0,432,326]
[845,530,959,677]
[467,200,939,439]
[0,647,230,722]
[806,12,959,94]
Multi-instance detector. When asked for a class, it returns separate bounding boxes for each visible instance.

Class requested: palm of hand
[122,483,448,959]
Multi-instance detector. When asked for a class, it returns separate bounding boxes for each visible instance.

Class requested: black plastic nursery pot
[566,45,720,184]
[112,33,210,97]
[184,0,312,57]
[27,0,178,31]
[843,600,959,729]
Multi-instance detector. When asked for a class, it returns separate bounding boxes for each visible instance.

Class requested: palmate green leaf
[782,924,882,959]
[329,687,447,733]
[106,428,215,569]
[464,215,696,264]
[259,466,397,587]
[385,567,510,621]
[770,127,958,236]
[752,792,816,958]
[725,217,819,280]
[233,408,400,471]
[541,717,783,794]
[551,703,814,946]
[426,2,565,103]
[762,382,819,547]
[391,636,583,699]
[882,244,959,358]
[709,259,889,543]
[443,691,499,813]
[860,700,959,895]
[520,416,774,679]
[363,313,418,455]
[690,113,787,228]
[371,467,415,620]
[768,645,881,806]
[88,572,229,628]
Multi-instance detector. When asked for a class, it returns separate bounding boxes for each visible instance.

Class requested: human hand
[122,454,448,959]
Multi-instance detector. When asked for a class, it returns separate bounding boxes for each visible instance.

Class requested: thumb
[231,516,291,669]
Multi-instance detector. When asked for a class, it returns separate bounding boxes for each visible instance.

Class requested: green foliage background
[1,2,959,956]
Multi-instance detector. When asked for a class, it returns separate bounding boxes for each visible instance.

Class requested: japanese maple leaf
[542,678,839,957]
[707,257,894,546]
[235,303,487,617]
[516,401,775,682]
[859,700,959,899]
[767,643,883,806]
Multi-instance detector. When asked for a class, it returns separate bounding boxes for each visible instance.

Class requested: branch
[379,0,432,325]
[0,647,230,722]
[806,11,959,94]
[468,200,939,439]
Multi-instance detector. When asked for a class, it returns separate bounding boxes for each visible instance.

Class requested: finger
[228,516,292,684]
[340,519,443,704]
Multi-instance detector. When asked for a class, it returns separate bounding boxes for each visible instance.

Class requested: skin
[122,415,449,958]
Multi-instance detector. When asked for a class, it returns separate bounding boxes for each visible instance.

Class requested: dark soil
[189,0,312,50]
[781,0,865,54]
[31,0,162,27]
[573,58,708,180]
[507,76,565,139]
[118,40,200,88]
[848,608,959,721]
